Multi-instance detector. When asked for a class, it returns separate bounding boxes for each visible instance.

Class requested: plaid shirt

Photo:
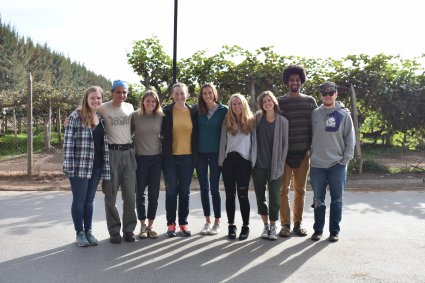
[63,110,111,180]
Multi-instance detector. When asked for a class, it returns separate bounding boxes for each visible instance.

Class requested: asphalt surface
[0,190,424,283]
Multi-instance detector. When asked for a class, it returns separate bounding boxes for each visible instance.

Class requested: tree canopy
[128,37,425,149]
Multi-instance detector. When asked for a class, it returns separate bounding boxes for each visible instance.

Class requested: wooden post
[27,73,33,176]
[57,108,62,144]
[350,84,363,174]
[13,107,18,149]
[250,80,256,111]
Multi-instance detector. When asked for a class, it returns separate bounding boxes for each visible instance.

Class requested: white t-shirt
[99,101,134,144]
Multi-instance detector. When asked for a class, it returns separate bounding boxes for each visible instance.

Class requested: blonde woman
[161,83,197,237]
[253,91,288,240]
[63,86,110,247]
[131,90,164,239]
[218,94,256,240]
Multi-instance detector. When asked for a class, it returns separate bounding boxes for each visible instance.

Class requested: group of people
[63,64,355,247]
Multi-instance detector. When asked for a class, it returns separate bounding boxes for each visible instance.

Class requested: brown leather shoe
[279,224,291,237]
[293,222,307,237]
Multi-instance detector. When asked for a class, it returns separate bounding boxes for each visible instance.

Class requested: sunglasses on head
[320,91,335,96]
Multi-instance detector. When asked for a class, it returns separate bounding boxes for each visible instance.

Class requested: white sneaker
[261,224,270,239]
[269,225,278,240]
[200,223,211,235]
[208,223,221,235]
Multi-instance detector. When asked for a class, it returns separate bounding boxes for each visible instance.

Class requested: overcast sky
[1,0,424,84]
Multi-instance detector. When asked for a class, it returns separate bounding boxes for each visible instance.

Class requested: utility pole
[172,0,178,84]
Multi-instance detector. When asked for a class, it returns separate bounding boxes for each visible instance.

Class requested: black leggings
[222,152,252,226]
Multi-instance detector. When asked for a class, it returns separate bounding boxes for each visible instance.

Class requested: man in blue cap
[99,80,137,243]
[310,82,355,242]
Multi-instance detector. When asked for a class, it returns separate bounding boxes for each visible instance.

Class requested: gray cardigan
[255,111,289,181]
[218,120,257,168]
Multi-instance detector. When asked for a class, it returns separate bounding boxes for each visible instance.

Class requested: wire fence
[0,84,70,176]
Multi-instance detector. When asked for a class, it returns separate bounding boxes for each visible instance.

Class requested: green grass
[0,132,62,158]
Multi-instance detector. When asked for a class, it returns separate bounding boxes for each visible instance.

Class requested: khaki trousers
[279,153,310,226]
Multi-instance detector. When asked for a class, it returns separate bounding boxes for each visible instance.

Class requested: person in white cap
[310,82,355,242]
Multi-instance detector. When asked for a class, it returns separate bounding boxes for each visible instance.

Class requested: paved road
[0,190,424,283]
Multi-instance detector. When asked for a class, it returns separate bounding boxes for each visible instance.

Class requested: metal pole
[27,72,33,176]
[172,0,178,84]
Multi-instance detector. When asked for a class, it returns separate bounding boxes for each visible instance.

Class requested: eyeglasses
[320,91,335,96]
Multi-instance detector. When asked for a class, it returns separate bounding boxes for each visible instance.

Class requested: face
[231,97,243,116]
[87,90,102,112]
[262,95,275,112]
[202,87,216,105]
[172,86,187,104]
[112,86,128,104]
[143,95,157,114]
[287,74,302,93]
[321,90,337,107]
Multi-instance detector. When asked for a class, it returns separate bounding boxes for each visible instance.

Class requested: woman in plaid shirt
[63,86,111,247]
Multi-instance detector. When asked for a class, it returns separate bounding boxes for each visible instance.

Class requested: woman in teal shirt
[194,83,228,235]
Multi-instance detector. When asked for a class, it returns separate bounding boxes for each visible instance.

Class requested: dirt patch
[373,150,425,171]
[0,151,424,191]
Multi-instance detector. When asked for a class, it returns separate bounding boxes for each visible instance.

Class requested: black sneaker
[311,230,323,241]
[110,233,122,244]
[123,232,136,242]
[329,231,339,242]
[239,225,250,240]
[228,225,237,239]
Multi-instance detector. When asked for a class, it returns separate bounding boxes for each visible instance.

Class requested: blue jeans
[136,154,161,220]
[162,155,194,225]
[310,163,347,233]
[69,168,101,234]
[196,152,221,218]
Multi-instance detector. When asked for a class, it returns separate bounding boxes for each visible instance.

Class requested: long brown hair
[77,86,103,127]
[198,83,218,115]
[136,90,164,116]
[225,93,254,135]
[257,90,280,114]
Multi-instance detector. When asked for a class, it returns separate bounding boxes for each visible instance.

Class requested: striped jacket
[63,110,111,180]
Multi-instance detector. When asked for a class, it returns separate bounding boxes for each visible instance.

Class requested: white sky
[1,0,424,84]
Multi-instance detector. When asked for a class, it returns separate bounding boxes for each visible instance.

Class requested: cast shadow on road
[0,233,330,282]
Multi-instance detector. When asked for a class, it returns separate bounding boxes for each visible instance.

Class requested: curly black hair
[282,65,307,85]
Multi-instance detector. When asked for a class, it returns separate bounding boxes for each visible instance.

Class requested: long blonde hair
[77,86,103,127]
[136,90,164,116]
[225,93,254,135]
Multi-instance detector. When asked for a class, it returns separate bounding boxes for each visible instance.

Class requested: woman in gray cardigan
[252,91,288,240]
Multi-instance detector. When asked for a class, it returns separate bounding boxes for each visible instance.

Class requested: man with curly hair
[277,65,317,237]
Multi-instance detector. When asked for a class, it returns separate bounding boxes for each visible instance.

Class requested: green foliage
[391,130,421,150]
[0,16,111,111]
[349,158,390,174]
[127,36,172,100]
[127,38,425,150]
[0,132,62,158]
